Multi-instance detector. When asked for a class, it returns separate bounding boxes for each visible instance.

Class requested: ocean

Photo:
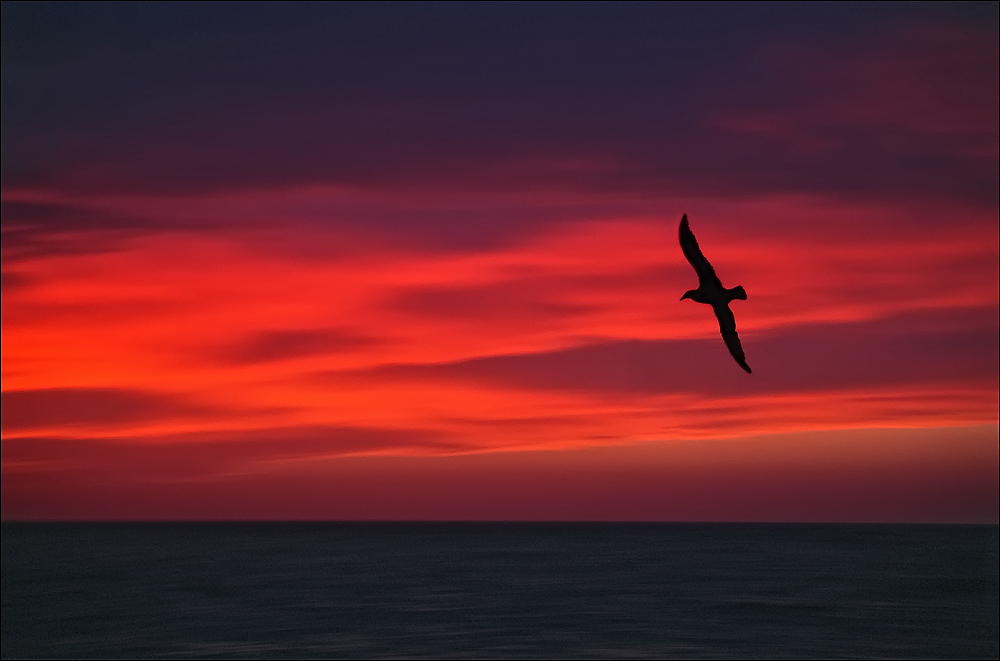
[2,523,996,659]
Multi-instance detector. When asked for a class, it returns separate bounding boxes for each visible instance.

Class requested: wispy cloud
[2,3,995,519]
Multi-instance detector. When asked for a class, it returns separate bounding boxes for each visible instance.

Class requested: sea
[2,523,996,659]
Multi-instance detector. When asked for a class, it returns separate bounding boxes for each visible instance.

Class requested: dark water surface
[2,523,997,659]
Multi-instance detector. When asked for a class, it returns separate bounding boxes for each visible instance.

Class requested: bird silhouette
[678,214,751,373]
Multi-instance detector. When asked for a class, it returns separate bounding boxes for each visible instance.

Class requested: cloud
[2,203,994,448]
[1,424,458,480]
[2,4,997,522]
[340,308,998,397]
[3,5,994,205]
[1,388,217,432]
[390,281,597,323]
[708,24,998,204]
[4,426,996,521]
[1,200,145,264]
[219,329,378,365]
[0,197,222,271]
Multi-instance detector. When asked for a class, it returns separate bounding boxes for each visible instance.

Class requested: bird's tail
[727,285,747,301]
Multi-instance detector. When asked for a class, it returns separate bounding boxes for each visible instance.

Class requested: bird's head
[680,290,696,301]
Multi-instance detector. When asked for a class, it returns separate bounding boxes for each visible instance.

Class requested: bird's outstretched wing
[713,303,752,374]
[679,214,722,288]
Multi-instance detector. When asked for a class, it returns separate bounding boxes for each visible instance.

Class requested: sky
[2,2,997,522]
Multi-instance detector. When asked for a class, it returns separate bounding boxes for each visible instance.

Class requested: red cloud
[1,388,216,432]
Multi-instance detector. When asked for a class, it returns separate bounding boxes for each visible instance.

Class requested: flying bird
[678,214,752,373]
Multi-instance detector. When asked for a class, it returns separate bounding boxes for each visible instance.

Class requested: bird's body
[678,214,752,373]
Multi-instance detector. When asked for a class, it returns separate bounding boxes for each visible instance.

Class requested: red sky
[2,4,997,521]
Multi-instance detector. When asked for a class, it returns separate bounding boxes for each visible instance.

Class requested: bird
[678,214,752,373]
